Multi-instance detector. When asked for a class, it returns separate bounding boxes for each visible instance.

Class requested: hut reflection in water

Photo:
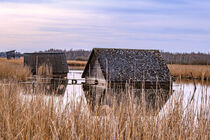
[23,52,68,95]
[83,82,172,111]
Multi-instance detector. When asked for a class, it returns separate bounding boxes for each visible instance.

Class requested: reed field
[1,58,210,80]
[67,60,87,70]
[0,58,209,139]
[0,58,31,81]
[0,57,24,65]
[168,64,210,80]
[0,83,209,139]
[67,60,87,66]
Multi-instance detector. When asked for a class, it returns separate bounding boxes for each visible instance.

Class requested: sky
[0,0,210,53]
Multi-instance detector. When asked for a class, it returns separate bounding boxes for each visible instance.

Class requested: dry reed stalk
[0,58,31,81]
[67,60,87,66]
[68,66,85,70]
[0,57,24,65]
[37,63,53,76]
[0,83,209,139]
[67,60,86,70]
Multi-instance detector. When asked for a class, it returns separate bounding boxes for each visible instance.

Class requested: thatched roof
[82,48,171,82]
[24,52,68,75]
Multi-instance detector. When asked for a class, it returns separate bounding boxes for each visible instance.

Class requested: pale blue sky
[0,0,210,53]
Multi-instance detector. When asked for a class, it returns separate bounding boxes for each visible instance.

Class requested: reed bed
[0,57,24,65]
[0,83,209,139]
[67,60,87,67]
[67,60,86,70]
[0,59,209,139]
[1,58,210,80]
[168,64,210,80]
[0,58,31,81]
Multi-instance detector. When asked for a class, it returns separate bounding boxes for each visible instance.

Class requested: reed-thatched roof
[24,52,68,75]
[82,48,171,82]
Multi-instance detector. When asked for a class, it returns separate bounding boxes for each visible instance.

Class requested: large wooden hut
[24,52,68,94]
[82,48,172,109]
[82,48,171,89]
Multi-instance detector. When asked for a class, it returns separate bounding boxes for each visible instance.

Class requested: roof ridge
[24,52,65,54]
[93,48,160,52]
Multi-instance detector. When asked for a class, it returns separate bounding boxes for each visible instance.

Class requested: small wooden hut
[82,48,172,109]
[24,52,68,94]
[6,50,16,59]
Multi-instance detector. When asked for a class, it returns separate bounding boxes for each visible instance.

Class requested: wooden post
[36,56,38,76]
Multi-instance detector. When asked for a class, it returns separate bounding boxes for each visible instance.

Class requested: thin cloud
[0,0,209,53]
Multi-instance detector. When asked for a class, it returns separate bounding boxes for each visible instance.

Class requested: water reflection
[159,81,210,120]
[66,71,209,112]
[21,70,210,115]
[170,82,209,109]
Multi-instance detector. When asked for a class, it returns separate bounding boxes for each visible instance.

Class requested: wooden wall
[85,58,106,87]
[24,53,68,77]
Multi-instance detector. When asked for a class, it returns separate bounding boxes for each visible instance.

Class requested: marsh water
[21,70,210,116]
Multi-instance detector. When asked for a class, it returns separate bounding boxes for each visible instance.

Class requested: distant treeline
[1,49,210,65]
[161,52,210,65]
[43,49,210,65]
[39,49,90,61]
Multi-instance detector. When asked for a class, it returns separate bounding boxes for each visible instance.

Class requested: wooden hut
[82,48,171,89]
[6,50,16,59]
[82,48,172,109]
[24,52,68,94]
[24,52,68,78]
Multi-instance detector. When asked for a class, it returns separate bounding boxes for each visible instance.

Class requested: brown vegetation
[1,58,210,81]
[38,63,53,76]
[67,60,87,66]
[67,60,86,70]
[0,58,209,139]
[0,57,23,65]
[0,58,31,81]
[168,64,210,80]
[0,84,209,139]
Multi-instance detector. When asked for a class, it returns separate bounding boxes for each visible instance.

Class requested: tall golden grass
[0,84,209,139]
[67,60,86,70]
[168,64,210,80]
[1,58,210,80]
[67,60,87,66]
[0,58,209,139]
[38,63,53,76]
[0,58,31,81]
[0,57,24,64]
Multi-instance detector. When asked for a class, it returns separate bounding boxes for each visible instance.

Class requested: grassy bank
[0,84,209,139]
